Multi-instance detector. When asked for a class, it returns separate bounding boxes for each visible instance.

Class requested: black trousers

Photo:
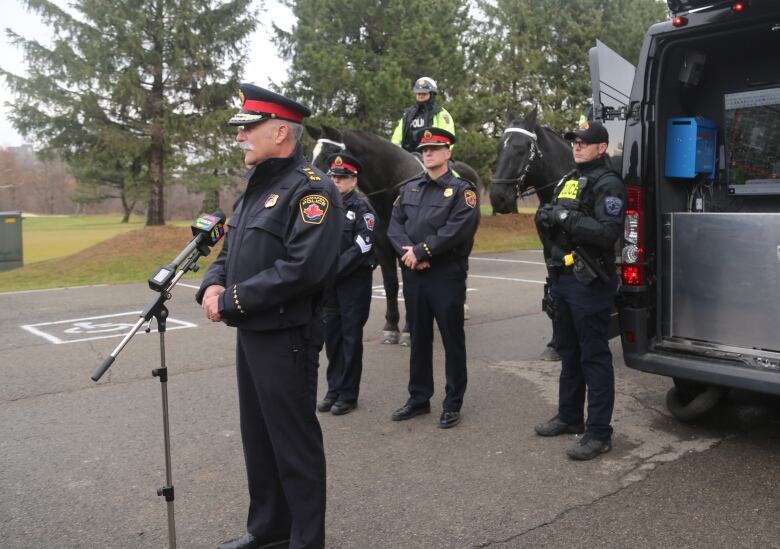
[551,273,617,441]
[236,325,325,549]
[401,260,468,411]
[323,269,373,403]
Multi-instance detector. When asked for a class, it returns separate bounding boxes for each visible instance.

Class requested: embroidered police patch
[604,196,623,216]
[464,189,477,209]
[299,195,329,224]
[363,212,375,230]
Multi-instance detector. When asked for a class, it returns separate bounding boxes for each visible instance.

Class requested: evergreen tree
[2,0,256,225]
[274,0,472,137]
[474,0,667,133]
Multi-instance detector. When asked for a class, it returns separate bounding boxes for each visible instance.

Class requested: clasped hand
[401,246,430,271]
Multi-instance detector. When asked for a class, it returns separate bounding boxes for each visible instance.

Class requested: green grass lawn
[21,214,147,264]
[0,213,539,293]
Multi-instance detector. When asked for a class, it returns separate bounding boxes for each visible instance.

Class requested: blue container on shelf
[665,117,718,179]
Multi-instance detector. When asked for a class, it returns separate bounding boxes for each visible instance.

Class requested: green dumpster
[0,211,23,271]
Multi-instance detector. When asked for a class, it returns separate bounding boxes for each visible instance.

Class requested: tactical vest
[402,103,442,150]
[552,164,616,215]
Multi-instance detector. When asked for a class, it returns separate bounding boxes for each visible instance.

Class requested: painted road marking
[470,257,545,265]
[20,311,197,345]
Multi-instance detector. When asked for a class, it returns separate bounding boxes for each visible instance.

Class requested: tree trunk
[146,1,166,226]
[201,188,220,214]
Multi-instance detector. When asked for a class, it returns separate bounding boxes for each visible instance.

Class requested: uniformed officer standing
[391,77,455,153]
[316,151,377,416]
[533,120,625,460]
[197,84,342,549]
[388,127,479,429]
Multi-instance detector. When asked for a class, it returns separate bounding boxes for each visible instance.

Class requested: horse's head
[309,125,346,172]
[490,108,542,214]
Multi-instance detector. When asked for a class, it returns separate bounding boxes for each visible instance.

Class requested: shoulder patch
[300,194,329,224]
[604,196,623,217]
[363,212,375,231]
[464,189,477,209]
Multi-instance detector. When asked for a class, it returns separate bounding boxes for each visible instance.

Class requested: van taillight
[621,185,645,286]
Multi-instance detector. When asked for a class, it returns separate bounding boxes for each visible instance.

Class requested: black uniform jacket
[388,169,479,264]
[337,190,377,280]
[196,146,343,331]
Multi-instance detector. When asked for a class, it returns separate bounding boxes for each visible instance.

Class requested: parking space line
[471,257,545,265]
[468,275,545,284]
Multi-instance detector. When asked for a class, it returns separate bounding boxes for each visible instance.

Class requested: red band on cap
[419,135,451,145]
[242,99,304,123]
[331,161,358,174]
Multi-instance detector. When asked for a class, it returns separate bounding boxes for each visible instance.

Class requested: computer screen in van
[725,87,780,195]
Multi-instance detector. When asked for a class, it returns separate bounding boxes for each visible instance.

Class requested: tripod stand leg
[153,309,177,549]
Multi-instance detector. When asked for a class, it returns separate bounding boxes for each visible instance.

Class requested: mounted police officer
[197,83,342,548]
[316,152,377,416]
[533,120,625,460]
[388,127,479,429]
[391,77,455,153]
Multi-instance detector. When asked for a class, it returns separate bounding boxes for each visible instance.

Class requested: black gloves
[535,204,554,229]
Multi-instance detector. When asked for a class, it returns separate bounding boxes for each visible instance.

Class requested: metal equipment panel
[667,213,780,352]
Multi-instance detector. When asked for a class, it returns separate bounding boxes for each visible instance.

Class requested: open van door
[588,40,635,161]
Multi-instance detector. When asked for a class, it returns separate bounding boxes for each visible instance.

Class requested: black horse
[490,108,575,214]
[307,125,481,345]
[491,109,623,359]
[489,109,577,360]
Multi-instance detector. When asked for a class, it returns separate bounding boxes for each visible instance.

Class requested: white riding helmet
[413,77,438,94]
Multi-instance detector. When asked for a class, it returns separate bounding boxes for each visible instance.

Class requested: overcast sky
[0,0,293,148]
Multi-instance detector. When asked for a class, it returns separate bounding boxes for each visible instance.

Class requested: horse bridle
[313,137,400,198]
[491,127,549,198]
[312,138,346,165]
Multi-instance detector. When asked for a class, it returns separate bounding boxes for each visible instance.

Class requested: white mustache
[238,142,254,151]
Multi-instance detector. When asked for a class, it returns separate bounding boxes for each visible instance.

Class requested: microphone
[148,211,226,292]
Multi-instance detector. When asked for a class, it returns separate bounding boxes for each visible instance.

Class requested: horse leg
[376,239,400,344]
[399,309,411,347]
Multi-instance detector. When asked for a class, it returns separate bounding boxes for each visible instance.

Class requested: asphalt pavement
[1,249,778,548]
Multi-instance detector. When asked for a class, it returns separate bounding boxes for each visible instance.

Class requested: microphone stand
[91,242,207,549]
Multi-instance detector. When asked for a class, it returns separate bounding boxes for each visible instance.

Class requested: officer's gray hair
[287,121,304,142]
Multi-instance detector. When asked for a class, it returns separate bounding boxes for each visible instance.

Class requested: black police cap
[228,83,311,126]
[415,127,456,148]
[326,152,362,176]
[564,120,609,144]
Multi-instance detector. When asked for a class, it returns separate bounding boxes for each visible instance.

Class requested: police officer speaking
[316,151,377,416]
[197,84,342,548]
[391,77,455,153]
[388,127,479,429]
[533,120,625,461]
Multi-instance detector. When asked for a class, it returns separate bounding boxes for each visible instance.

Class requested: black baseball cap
[564,120,609,144]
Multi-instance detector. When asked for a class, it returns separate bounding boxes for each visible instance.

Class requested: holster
[572,247,610,286]
[542,280,569,322]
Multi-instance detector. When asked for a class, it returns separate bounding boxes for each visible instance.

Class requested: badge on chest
[264,194,279,208]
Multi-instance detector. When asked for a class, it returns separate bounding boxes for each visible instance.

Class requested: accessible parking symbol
[20,311,197,345]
